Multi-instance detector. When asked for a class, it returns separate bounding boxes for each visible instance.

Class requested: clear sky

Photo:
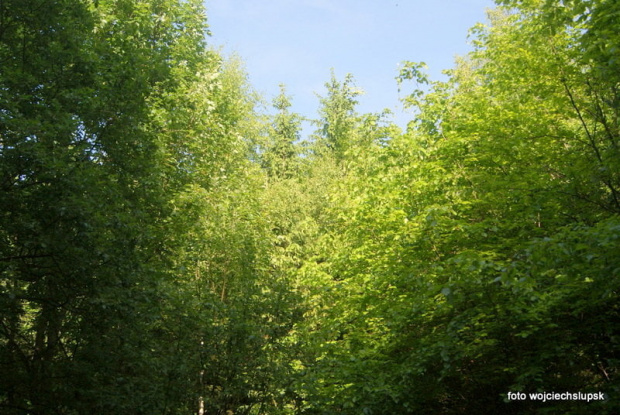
[204,0,497,129]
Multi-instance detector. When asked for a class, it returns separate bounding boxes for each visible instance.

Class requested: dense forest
[1,0,619,413]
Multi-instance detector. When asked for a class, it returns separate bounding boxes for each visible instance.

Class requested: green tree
[285,2,620,413]
[0,0,271,413]
[313,71,362,160]
[261,84,302,179]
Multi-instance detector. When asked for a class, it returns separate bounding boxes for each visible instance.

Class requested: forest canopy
[1,0,618,414]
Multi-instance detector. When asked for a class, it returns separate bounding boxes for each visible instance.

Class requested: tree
[0,0,270,413]
[283,2,620,413]
[313,71,362,159]
[261,84,302,179]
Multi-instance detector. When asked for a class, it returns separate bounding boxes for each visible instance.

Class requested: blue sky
[204,0,497,129]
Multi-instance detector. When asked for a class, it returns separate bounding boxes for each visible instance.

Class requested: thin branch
[0,253,53,262]
[561,78,603,162]
[586,79,619,150]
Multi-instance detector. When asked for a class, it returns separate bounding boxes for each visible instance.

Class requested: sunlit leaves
[285,1,620,413]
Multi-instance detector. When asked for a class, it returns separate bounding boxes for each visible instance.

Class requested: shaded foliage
[1,0,618,414]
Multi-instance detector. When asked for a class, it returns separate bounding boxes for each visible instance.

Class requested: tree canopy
[1,0,618,414]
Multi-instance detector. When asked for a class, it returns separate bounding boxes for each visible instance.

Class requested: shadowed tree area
[1,0,618,414]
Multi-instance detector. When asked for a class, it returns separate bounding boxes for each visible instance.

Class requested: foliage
[2,0,619,414]
[312,70,364,159]
[260,84,303,179]
[283,2,620,414]
[0,1,287,413]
